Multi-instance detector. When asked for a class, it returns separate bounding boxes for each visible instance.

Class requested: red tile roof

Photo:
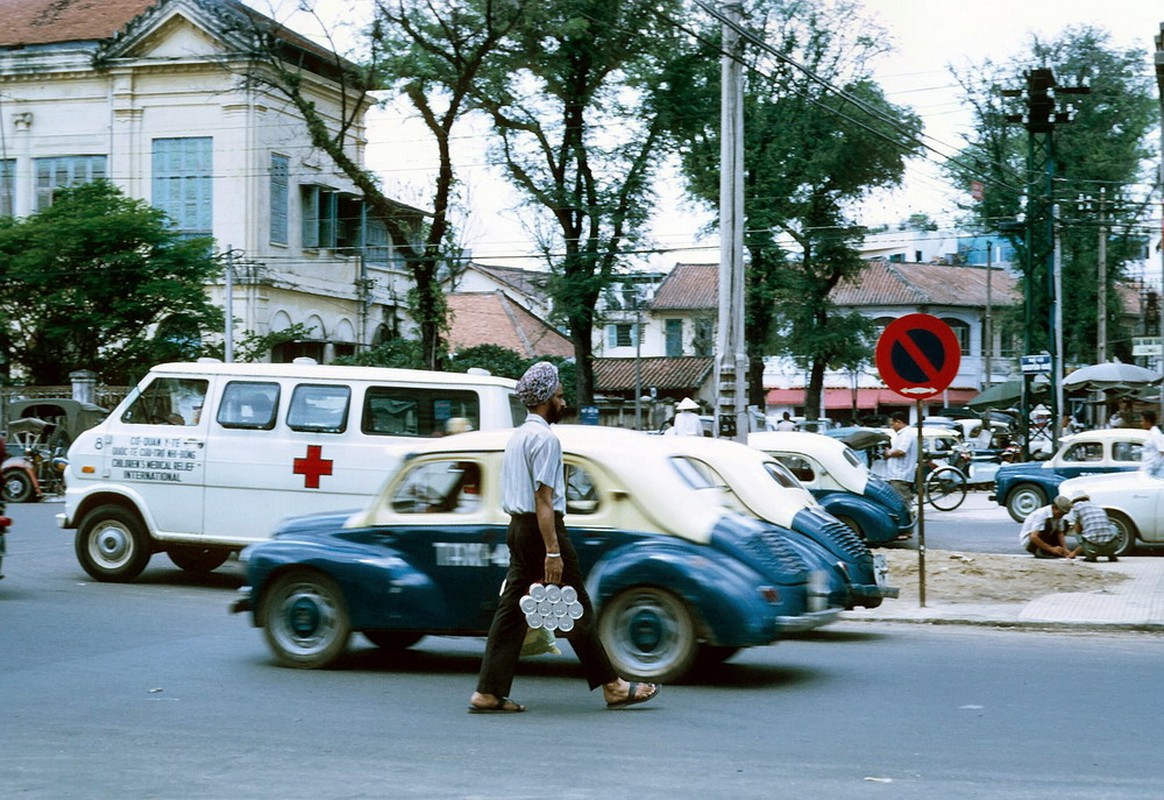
[651,263,718,311]
[446,292,573,359]
[0,0,157,47]
[592,357,714,393]
[833,260,1019,308]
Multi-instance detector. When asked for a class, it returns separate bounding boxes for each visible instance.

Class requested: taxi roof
[147,361,518,389]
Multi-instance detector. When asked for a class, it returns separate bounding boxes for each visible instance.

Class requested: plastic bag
[520,626,560,657]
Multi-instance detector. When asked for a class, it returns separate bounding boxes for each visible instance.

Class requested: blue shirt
[501,413,566,514]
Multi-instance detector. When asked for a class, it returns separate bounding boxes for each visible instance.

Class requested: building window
[693,318,714,357]
[941,317,971,355]
[35,155,107,211]
[301,185,338,249]
[270,154,289,245]
[665,319,683,357]
[0,159,13,217]
[606,323,638,348]
[152,138,212,237]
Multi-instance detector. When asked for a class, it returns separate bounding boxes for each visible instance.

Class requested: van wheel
[2,470,37,503]
[76,505,152,582]
[261,570,351,669]
[167,545,231,574]
[598,587,697,684]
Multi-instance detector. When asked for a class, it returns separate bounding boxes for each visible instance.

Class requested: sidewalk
[843,555,1164,631]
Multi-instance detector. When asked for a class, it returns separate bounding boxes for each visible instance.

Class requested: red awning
[766,387,979,409]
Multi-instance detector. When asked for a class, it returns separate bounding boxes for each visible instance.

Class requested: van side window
[120,378,208,426]
[362,387,480,437]
[288,384,350,433]
[217,382,280,430]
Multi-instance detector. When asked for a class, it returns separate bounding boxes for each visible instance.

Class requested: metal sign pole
[915,400,926,608]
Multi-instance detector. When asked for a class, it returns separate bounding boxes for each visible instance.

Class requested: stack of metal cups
[520,583,584,632]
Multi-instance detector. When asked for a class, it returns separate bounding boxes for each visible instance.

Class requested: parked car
[654,434,898,609]
[1058,470,1161,556]
[748,431,914,546]
[991,429,1146,522]
[232,426,840,683]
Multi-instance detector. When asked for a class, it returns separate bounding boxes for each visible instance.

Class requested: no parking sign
[875,314,961,400]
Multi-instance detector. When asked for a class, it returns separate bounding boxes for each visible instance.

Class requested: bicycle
[923,463,967,511]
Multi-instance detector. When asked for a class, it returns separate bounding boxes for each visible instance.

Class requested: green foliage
[946,25,1156,364]
[334,338,426,369]
[446,344,530,379]
[673,1,920,408]
[0,181,222,384]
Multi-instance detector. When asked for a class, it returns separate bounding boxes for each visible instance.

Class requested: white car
[1059,469,1164,556]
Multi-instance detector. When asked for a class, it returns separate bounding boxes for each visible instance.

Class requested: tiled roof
[0,0,157,46]
[468,263,548,300]
[445,292,573,359]
[651,263,718,311]
[592,357,715,393]
[832,260,1019,308]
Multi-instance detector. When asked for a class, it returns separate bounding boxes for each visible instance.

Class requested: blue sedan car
[991,429,1146,522]
[233,427,840,683]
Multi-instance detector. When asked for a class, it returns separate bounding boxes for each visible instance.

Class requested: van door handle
[182,440,204,448]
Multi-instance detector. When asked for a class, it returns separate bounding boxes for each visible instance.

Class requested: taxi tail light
[760,586,780,604]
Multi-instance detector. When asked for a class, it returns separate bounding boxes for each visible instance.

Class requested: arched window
[940,317,971,355]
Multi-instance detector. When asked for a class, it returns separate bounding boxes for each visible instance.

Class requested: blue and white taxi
[748,431,915,546]
[232,426,840,683]
[650,435,898,609]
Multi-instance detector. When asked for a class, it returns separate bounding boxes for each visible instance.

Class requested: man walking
[469,362,660,713]
[1140,410,1164,479]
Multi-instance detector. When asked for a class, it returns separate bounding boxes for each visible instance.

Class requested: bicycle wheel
[925,466,967,511]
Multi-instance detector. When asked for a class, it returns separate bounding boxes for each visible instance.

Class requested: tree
[0,182,222,385]
[218,0,530,370]
[674,1,922,414]
[946,26,1156,365]
[469,0,697,406]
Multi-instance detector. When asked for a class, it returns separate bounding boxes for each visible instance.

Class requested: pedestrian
[1065,491,1120,563]
[1018,495,1072,558]
[468,361,660,713]
[882,411,916,500]
[666,397,703,436]
[774,411,796,431]
[1140,410,1164,479]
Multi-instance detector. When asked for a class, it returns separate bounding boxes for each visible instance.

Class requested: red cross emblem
[292,444,333,489]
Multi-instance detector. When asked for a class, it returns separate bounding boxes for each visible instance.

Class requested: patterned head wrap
[516,361,560,407]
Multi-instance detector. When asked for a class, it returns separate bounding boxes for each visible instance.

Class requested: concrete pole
[1053,204,1063,451]
[224,247,234,363]
[715,2,747,441]
[984,241,993,388]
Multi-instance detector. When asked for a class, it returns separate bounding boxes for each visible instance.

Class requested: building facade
[0,0,417,364]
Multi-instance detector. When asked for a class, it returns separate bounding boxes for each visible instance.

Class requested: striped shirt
[1071,500,1116,544]
[501,413,566,515]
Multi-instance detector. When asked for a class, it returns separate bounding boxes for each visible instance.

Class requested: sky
[257,0,1164,270]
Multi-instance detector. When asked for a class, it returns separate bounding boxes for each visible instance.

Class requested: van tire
[76,505,152,582]
[167,546,231,574]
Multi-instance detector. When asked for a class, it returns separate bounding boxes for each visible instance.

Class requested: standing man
[469,362,660,713]
[1140,410,1164,479]
[774,411,796,431]
[882,412,916,500]
[1018,496,1072,558]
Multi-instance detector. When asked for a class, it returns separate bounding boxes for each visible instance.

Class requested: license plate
[872,553,889,587]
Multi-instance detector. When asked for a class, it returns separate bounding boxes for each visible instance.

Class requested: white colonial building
[0,0,418,363]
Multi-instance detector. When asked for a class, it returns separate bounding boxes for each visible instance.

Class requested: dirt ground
[881,547,1129,604]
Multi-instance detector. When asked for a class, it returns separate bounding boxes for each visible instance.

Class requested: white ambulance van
[59,360,523,582]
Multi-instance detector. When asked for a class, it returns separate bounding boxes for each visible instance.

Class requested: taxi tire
[261,569,351,669]
[598,587,697,684]
[75,505,153,583]
[1107,511,1136,557]
[1006,484,1046,523]
[167,545,231,574]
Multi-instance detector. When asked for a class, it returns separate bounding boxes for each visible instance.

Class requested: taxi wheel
[598,587,697,684]
[2,470,36,503]
[1107,512,1137,557]
[167,545,231,574]
[261,570,351,669]
[75,505,153,583]
[1006,484,1046,523]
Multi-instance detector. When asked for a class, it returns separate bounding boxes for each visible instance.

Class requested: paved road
[4,499,1164,798]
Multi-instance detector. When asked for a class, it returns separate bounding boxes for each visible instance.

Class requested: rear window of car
[1062,442,1102,463]
[391,460,484,514]
[565,464,600,515]
[774,454,815,483]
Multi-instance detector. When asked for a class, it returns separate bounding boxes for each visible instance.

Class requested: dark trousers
[475,513,616,697]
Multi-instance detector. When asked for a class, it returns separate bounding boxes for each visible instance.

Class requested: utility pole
[715,1,747,441]
[224,246,234,363]
[984,240,993,389]
[1002,68,1088,457]
[1097,187,1107,364]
